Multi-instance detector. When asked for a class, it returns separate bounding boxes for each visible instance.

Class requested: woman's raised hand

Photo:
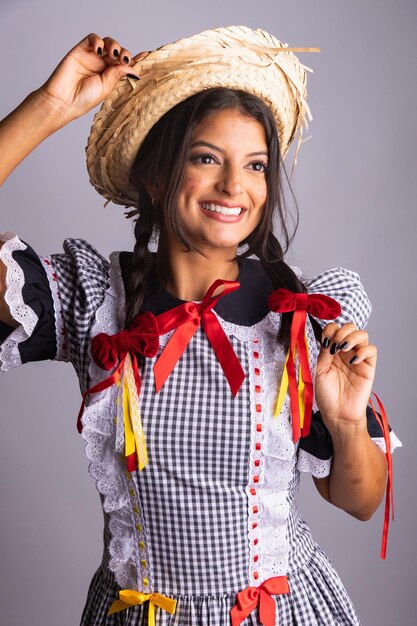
[0,34,142,185]
[314,323,377,427]
[40,34,137,123]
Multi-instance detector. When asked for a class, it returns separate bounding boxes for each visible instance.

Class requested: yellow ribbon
[274,335,310,430]
[121,354,148,471]
[108,589,177,624]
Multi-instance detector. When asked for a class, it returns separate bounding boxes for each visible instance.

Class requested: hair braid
[125,197,155,327]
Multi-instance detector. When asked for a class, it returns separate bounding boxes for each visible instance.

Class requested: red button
[254,368,260,376]
[253,506,259,514]
[250,488,256,496]
[254,555,259,562]
[255,385,261,393]
[253,476,259,483]
[253,339,259,344]
[255,443,261,451]
[253,538,259,546]
[253,352,259,359]
[256,404,262,413]
[252,522,258,529]
[256,424,262,432]
[254,460,260,467]
[254,571,259,580]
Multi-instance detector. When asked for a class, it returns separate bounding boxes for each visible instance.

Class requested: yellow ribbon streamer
[274,335,310,430]
[121,354,148,471]
[108,589,177,624]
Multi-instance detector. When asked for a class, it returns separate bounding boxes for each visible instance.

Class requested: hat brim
[86,25,311,209]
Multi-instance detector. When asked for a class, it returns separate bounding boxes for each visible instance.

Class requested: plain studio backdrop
[0,1,416,624]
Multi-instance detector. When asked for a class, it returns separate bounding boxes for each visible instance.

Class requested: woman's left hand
[314,323,377,425]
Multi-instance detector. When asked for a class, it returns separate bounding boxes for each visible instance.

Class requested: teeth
[201,202,242,216]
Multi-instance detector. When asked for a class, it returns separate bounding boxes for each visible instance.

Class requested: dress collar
[119,253,274,327]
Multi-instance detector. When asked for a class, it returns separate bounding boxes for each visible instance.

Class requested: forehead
[191,109,267,149]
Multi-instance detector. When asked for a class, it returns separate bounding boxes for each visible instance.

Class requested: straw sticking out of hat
[86,25,319,210]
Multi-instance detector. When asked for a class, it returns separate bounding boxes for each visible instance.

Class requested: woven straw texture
[86,25,312,208]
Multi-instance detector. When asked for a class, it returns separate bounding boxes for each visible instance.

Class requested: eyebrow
[190,140,268,158]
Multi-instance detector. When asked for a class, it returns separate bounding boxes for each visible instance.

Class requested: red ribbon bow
[154,279,245,396]
[91,311,160,370]
[230,576,290,626]
[268,289,341,441]
[77,312,160,436]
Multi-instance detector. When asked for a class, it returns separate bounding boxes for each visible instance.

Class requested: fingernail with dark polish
[126,73,140,80]
[97,47,102,57]
[113,49,119,58]
[330,342,339,355]
[339,341,348,350]
[349,355,358,365]
[123,55,129,64]
[322,337,330,349]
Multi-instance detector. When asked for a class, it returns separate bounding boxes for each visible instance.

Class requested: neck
[156,243,239,302]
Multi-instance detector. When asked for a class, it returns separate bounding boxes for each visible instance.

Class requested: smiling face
[170,109,269,256]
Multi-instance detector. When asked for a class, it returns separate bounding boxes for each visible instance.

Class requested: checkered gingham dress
[0,235,399,626]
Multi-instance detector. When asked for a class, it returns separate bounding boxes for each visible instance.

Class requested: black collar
[119,253,274,327]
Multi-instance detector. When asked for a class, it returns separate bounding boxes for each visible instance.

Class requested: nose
[216,163,243,197]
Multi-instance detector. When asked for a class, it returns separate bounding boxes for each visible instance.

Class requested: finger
[345,344,377,367]
[321,322,341,350]
[100,63,139,97]
[118,47,133,66]
[103,37,123,63]
[328,327,368,355]
[132,50,150,63]
[87,33,104,56]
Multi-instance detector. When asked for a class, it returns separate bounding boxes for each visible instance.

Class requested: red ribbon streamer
[154,279,245,396]
[268,289,341,441]
[77,312,159,434]
[368,392,394,560]
[230,576,290,626]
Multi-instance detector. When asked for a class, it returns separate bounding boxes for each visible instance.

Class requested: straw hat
[86,25,316,209]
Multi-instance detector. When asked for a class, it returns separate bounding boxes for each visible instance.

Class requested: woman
[0,27,400,625]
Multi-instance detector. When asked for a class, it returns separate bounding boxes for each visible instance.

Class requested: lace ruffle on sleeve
[0,233,58,370]
[297,408,402,478]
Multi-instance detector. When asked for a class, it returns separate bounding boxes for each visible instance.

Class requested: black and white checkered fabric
[51,239,110,390]
[306,267,372,329]
[2,238,382,625]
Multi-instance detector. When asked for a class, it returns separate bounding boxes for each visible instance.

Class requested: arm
[0,34,138,325]
[0,33,136,186]
[312,323,387,520]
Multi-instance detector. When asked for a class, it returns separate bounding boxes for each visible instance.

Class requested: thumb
[100,65,139,99]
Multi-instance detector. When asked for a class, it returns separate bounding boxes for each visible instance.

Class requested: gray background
[0,0,416,624]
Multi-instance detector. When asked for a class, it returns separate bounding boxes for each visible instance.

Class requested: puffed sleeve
[296,266,402,477]
[305,266,372,329]
[0,233,109,391]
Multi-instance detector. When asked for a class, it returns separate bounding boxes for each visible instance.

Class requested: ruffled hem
[80,543,360,626]
[0,233,38,371]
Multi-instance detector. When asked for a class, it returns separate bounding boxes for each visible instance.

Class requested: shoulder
[304,266,372,329]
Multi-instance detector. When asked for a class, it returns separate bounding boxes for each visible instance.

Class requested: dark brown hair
[125,87,312,347]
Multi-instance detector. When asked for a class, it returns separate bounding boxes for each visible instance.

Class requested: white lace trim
[0,233,38,371]
[82,252,151,590]
[372,432,402,454]
[245,332,293,583]
[297,449,332,477]
[39,255,69,361]
[296,432,402,479]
